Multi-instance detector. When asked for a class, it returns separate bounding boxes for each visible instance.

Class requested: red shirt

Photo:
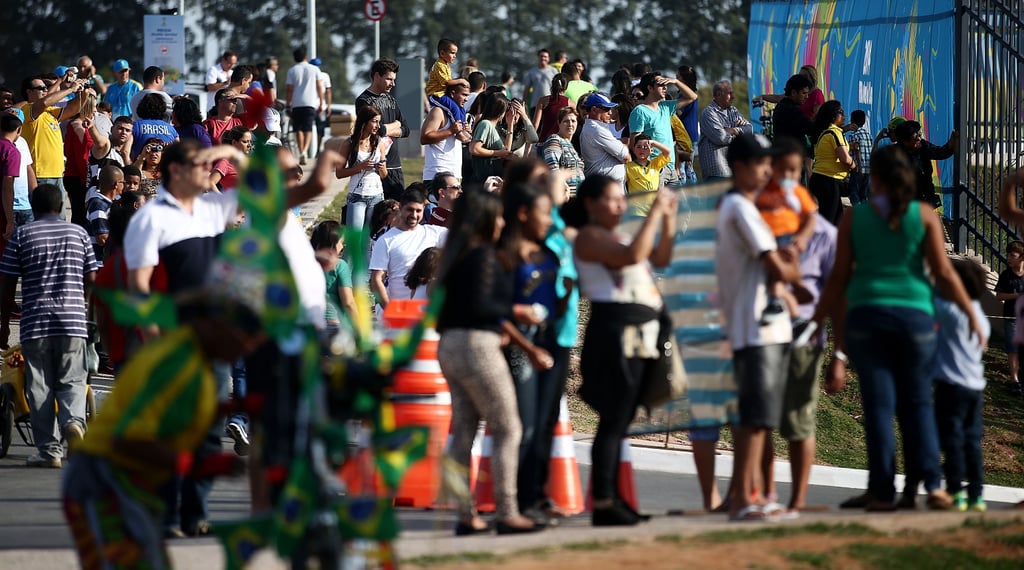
[93,250,168,363]
[204,116,243,145]
[64,124,93,182]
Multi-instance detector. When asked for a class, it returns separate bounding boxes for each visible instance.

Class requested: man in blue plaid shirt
[845,110,873,204]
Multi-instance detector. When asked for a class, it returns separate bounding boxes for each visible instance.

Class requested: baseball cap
[54,66,69,78]
[584,92,616,109]
[310,58,322,66]
[112,59,131,72]
[4,108,24,123]
[888,116,907,131]
[726,133,775,165]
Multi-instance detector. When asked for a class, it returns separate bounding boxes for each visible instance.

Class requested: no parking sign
[364,0,386,21]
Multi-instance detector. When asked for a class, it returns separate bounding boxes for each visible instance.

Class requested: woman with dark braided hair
[812,145,986,512]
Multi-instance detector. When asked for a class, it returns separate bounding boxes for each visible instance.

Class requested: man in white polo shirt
[369,187,447,307]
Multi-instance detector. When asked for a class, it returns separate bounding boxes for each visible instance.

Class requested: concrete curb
[572,438,1024,504]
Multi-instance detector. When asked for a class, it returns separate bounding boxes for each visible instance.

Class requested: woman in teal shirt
[813,146,985,510]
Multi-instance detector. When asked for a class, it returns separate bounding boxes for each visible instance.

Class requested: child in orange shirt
[755,137,818,324]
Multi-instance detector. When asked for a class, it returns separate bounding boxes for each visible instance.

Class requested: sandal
[763,502,799,520]
[729,504,773,523]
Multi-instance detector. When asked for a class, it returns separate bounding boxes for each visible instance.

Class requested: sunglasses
[445,184,462,190]
[28,85,47,91]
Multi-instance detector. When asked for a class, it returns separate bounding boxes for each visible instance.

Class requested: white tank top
[574,231,663,309]
[348,147,384,196]
[423,112,463,180]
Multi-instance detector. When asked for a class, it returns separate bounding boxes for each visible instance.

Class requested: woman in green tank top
[811,146,986,510]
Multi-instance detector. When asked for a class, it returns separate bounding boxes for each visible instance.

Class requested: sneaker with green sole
[968,498,986,512]
[952,491,967,512]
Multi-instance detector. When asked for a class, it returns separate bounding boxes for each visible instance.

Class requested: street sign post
[364,0,386,60]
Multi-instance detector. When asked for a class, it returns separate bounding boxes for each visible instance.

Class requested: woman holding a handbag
[564,174,678,526]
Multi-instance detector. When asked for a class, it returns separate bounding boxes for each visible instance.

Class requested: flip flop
[763,502,798,520]
[729,504,773,523]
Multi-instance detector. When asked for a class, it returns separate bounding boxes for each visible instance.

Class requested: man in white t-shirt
[310,58,332,153]
[286,48,324,165]
[714,133,801,522]
[205,50,237,93]
[369,187,447,306]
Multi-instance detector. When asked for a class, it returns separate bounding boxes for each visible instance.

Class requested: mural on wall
[749,0,956,186]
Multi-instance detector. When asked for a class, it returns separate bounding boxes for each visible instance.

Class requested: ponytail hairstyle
[498,182,549,265]
[550,73,568,97]
[811,100,844,141]
[869,145,917,230]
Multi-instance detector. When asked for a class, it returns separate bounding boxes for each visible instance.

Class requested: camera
[64,66,78,78]
[147,144,164,153]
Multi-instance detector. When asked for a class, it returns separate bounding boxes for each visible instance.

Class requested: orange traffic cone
[473,423,496,513]
[437,424,484,509]
[544,396,584,514]
[585,438,639,512]
[338,424,384,496]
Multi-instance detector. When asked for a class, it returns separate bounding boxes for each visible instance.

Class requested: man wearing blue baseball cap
[580,91,629,186]
[103,59,141,119]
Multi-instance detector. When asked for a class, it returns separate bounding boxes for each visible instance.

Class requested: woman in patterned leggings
[437,190,552,536]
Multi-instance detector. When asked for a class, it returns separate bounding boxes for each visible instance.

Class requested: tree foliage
[0,0,750,102]
[0,1,179,87]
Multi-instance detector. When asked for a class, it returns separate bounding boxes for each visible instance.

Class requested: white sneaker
[226,421,250,456]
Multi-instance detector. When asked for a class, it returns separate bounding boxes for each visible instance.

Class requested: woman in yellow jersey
[808,101,855,224]
[625,134,672,216]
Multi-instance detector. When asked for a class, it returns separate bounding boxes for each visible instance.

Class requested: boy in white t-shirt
[715,133,802,522]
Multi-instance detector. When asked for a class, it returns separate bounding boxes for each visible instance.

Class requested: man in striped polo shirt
[0,184,98,468]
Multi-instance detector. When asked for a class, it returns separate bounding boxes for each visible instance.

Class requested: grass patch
[563,539,627,551]
[655,534,684,543]
[963,516,1022,530]
[845,542,1019,570]
[782,551,833,569]
[404,551,500,566]
[695,522,879,544]
[995,533,1024,547]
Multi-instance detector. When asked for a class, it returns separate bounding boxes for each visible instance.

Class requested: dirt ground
[405,514,1024,569]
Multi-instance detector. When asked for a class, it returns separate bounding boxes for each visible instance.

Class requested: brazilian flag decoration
[335,497,399,541]
[97,108,444,564]
[93,289,177,329]
[372,426,429,491]
[210,516,273,570]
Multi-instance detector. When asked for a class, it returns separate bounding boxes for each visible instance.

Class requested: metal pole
[375,21,380,61]
[308,0,318,157]
[308,0,317,58]
[179,0,184,17]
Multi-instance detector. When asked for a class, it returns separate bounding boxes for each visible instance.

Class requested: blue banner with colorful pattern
[749,0,956,186]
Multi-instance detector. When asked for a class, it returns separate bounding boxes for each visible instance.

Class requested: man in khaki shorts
[763,214,837,513]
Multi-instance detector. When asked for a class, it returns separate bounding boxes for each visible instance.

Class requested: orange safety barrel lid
[382,299,428,330]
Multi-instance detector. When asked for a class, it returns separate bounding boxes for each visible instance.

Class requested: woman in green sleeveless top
[812,146,986,510]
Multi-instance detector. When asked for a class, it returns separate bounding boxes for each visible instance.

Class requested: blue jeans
[934,381,984,499]
[229,359,248,430]
[506,325,569,511]
[848,172,870,204]
[346,192,383,234]
[13,209,34,227]
[845,305,941,502]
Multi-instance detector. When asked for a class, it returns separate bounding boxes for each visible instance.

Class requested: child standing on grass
[994,240,1024,395]
[934,258,991,511]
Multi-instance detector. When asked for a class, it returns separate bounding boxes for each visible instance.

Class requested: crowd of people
[0,40,1010,565]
